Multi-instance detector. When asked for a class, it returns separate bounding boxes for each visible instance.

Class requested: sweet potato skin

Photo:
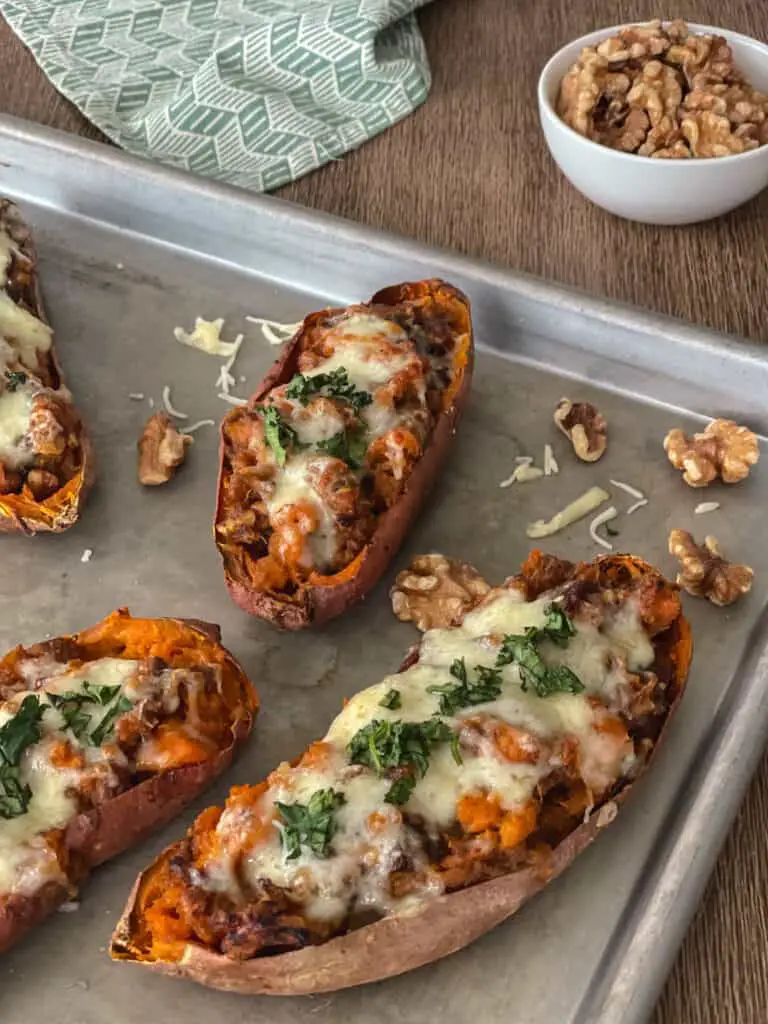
[110,556,692,994]
[0,612,258,954]
[215,279,474,629]
[0,200,94,534]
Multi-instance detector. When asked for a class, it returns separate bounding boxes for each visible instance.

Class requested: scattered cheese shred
[515,465,545,483]
[57,901,81,913]
[174,317,241,357]
[589,505,618,550]
[245,316,303,346]
[162,384,189,420]
[500,457,535,488]
[695,501,721,514]
[609,479,645,500]
[218,393,248,406]
[626,499,648,516]
[128,392,145,401]
[181,419,216,435]
[148,396,155,409]
[543,444,559,476]
[80,549,93,564]
[216,334,244,395]
[526,486,610,539]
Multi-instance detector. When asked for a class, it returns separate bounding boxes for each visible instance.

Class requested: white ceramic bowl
[538,22,768,225]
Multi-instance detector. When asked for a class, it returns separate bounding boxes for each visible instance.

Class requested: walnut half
[137,412,192,486]
[390,554,491,632]
[668,529,753,606]
[554,398,608,462]
[664,418,759,487]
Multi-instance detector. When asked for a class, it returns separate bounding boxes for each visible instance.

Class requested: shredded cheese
[245,316,303,346]
[181,419,216,435]
[526,486,610,539]
[80,548,93,564]
[589,506,618,551]
[695,501,720,514]
[626,499,648,516]
[174,317,241,357]
[500,457,544,488]
[609,479,645,500]
[128,392,145,401]
[544,444,559,476]
[218,393,248,407]
[161,385,189,420]
[148,397,155,409]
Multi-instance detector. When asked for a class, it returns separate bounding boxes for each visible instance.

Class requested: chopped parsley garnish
[275,788,346,860]
[379,689,402,710]
[286,367,372,413]
[316,428,368,469]
[48,683,133,747]
[0,695,46,819]
[496,603,584,698]
[4,369,28,392]
[255,404,302,467]
[427,659,503,715]
[347,717,455,805]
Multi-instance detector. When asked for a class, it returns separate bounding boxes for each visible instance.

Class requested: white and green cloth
[1,0,432,190]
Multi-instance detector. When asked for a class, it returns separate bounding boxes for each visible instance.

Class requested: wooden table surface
[2,1,767,1020]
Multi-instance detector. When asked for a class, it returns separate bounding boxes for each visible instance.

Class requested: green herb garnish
[4,370,28,392]
[316,428,369,469]
[48,683,133,746]
[0,695,46,819]
[379,689,402,710]
[275,788,346,859]
[347,717,454,805]
[426,659,504,715]
[496,603,584,698]
[286,368,372,413]
[255,404,301,467]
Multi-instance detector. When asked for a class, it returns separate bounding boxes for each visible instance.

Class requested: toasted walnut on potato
[668,529,753,606]
[663,418,759,487]
[137,412,192,486]
[391,553,491,631]
[554,398,607,462]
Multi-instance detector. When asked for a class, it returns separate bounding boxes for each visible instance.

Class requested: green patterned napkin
[1,0,432,190]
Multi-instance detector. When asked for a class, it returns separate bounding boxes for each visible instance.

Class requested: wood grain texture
[1,1,767,1020]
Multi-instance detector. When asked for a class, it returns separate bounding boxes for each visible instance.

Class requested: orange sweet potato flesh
[214,279,474,629]
[0,609,258,953]
[0,200,94,534]
[110,554,692,995]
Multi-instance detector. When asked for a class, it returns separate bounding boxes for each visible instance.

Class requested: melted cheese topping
[209,589,656,924]
[258,312,431,573]
[0,387,35,468]
[0,290,52,368]
[0,231,18,290]
[0,657,139,897]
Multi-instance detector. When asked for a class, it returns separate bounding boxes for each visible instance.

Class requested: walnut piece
[390,554,491,632]
[556,20,768,159]
[554,397,607,463]
[663,418,759,487]
[668,530,753,606]
[138,412,192,486]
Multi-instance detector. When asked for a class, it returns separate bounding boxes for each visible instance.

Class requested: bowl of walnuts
[537,19,768,224]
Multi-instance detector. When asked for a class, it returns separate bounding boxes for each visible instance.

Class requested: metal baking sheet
[1,114,767,1024]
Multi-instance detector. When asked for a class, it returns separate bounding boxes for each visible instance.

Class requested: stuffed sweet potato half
[111,551,691,994]
[0,610,257,953]
[214,279,473,629]
[0,199,93,533]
